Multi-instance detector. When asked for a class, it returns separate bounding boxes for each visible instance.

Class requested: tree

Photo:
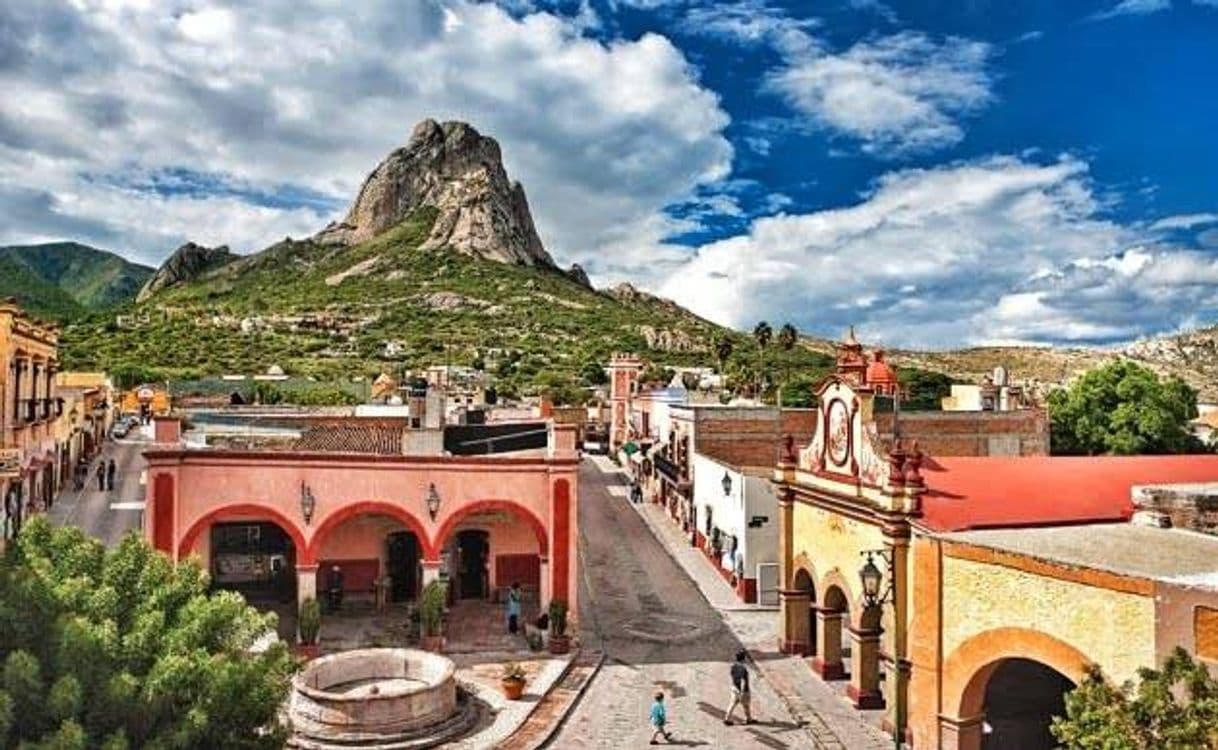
[714,336,734,374]
[1047,360,1204,455]
[579,359,608,387]
[776,323,798,405]
[753,321,773,400]
[0,517,295,749]
[1052,647,1218,749]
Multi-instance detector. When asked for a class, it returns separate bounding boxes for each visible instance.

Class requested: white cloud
[1091,0,1172,19]
[657,154,1218,347]
[1149,213,1218,231]
[767,31,994,156]
[0,0,730,274]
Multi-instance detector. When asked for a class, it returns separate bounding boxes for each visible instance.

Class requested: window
[1196,606,1218,661]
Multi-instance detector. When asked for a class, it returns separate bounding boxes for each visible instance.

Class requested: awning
[621,441,639,456]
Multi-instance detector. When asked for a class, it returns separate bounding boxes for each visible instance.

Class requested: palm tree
[753,321,773,401]
[777,323,798,405]
[714,335,734,374]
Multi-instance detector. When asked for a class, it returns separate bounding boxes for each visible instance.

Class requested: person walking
[649,691,673,744]
[506,582,522,634]
[106,459,117,491]
[724,649,754,726]
[95,463,106,491]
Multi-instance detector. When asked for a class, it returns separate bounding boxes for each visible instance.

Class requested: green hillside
[59,210,848,400]
[0,242,153,318]
[0,255,85,321]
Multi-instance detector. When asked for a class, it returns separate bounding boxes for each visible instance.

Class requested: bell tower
[607,353,642,454]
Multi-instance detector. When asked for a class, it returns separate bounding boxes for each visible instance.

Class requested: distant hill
[0,242,153,320]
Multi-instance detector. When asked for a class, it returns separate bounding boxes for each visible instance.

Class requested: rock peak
[315,119,553,268]
[138,242,236,302]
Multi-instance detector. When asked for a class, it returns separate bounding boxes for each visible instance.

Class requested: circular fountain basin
[290,648,475,747]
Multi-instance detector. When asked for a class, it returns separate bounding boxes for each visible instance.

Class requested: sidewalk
[595,457,892,750]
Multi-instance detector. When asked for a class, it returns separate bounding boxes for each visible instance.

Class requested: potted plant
[547,598,571,655]
[419,580,446,652]
[297,597,322,659]
[501,662,527,700]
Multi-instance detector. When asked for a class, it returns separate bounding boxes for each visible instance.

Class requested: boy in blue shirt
[649,691,672,744]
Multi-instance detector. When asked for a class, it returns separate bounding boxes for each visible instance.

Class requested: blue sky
[1,0,1216,347]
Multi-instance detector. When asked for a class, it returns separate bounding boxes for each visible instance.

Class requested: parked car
[110,423,130,439]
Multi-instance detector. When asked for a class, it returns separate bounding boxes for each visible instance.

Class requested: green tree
[1048,360,1204,455]
[1052,647,1218,749]
[753,321,773,400]
[776,323,798,405]
[0,517,295,749]
[714,336,734,375]
[579,359,608,386]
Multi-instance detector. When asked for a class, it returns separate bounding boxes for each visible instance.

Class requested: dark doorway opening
[455,530,489,600]
[209,521,296,603]
[386,531,420,602]
[982,658,1074,750]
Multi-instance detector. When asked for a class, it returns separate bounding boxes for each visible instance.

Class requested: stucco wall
[1154,582,1218,672]
[791,502,884,614]
[941,554,1156,685]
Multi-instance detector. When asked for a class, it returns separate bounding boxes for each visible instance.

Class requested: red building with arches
[143,421,579,617]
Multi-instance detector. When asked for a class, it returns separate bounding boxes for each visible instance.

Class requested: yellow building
[774,374,1218,749]
[120,384,171,420]
[55,372,115,470]
[1,299,61,541]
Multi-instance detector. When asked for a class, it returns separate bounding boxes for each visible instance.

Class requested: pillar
[297,564,318,609]
[779,590,811,654]
[939,714,985,750]
[847,626,885,709]
[421,559,443,587]
[538,556,550,606]
[813,609,846,680]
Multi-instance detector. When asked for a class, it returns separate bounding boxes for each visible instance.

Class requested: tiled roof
[918,455,1218,532]
[291,422,405,455]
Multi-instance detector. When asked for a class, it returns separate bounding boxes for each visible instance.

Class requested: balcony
[41,398,53,420]
[23,398,37,424]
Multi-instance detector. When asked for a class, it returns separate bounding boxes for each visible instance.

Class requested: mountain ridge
[0,242,153,320]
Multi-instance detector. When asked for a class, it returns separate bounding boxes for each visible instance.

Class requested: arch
[793,567,815,592]
[177,502,310,564]
[433,499,549,558]
[309,501,435,562]
[823,582,850,613]
[944,627,1091,719]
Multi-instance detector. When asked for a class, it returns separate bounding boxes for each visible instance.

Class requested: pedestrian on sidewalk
[106,459,117,491]
[506,581,522,634]
[95,463,105,491]
[724,649,754,726]
[649,691,673,744]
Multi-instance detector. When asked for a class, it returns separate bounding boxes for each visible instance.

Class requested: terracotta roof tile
[291,423,405,455]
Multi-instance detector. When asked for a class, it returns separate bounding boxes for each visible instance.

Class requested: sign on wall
[0,449,21,478]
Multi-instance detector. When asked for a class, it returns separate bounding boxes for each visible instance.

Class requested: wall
[940,550,1156,686]
[1154,581,1218,672]
[791,501,884,616]
[873,409,1049,457]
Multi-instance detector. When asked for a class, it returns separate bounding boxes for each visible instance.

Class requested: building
[54,372,115,477]
[940,367,1030,412]
[607,353,642,454]
[773,373,1218,749]
[120,384,171,422]
[144,418,580,620]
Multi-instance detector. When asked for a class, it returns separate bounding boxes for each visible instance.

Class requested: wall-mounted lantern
[721,470,732,496]
[859,549,894,608]
[426,483,442,521]
[300,481,316,525]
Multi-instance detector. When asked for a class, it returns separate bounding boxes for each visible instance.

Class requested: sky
[1,0,1217,348]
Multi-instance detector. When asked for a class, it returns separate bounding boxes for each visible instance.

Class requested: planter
[421,634,444,653]
[548,633,571,655]
[501,677,526,700]
[295,643,321,661]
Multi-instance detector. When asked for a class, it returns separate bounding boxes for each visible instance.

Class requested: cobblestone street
[551,461,822,749]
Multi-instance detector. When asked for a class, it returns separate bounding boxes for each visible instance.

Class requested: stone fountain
[288,648,482,749]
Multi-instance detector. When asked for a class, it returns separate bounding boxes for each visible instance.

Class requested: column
[296,564,318,610]
[939,714,985,750]
[421,559,443,587]
[779,590,811,654]
[538,556,550,607]
[847,625,886,709]
[813,609,845,680]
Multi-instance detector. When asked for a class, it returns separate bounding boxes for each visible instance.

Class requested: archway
[177,503,309,564]
[310,504,431,610]
[434,500,548,613]
[793,567,817,657]
[943,628,1090,750]
[981,659,1074,749]
[815,585,850,680]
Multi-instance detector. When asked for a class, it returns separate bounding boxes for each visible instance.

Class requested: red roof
[918,455,1218,532]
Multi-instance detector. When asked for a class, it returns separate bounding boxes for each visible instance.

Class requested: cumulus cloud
[1091,0,1172,20]
[0,0,730,273]
[658,154,1217,347]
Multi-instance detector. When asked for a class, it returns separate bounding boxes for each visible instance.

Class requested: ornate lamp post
[721,470,732,496]
[299,481,316,525]
[859,549,894,608]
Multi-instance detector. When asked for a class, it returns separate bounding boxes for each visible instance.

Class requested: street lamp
[859,549,894,608]
[721,470,732,496]
[426,483,441,521]
[300,481,316,525]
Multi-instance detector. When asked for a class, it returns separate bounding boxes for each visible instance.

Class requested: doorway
[455,530,489,600]
[386,531,420,602]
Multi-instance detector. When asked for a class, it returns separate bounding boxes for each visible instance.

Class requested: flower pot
[501,677,527,700]
[548,633,571,655]
[421,634,444,652]
[295,643,321,661]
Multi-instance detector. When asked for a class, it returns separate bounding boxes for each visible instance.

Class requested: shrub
[548,599,569,637]
[298,598,321,645]
[502,662,526,681]
[419,581,446,637]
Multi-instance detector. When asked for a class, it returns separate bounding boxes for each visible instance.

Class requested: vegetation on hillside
[0,517,295,749]
[0,242,152,320]
[1048,360,1205,455]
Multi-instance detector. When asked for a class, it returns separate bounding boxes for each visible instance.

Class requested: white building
[691,452,780,605]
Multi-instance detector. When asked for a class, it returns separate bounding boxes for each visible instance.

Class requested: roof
[291,423,405,454]
[941,523,1218,588]
[918,455,1218,532]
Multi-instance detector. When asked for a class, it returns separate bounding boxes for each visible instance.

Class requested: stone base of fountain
[287,648,485,749]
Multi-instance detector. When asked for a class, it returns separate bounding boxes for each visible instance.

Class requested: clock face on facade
[827,399,850,466]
